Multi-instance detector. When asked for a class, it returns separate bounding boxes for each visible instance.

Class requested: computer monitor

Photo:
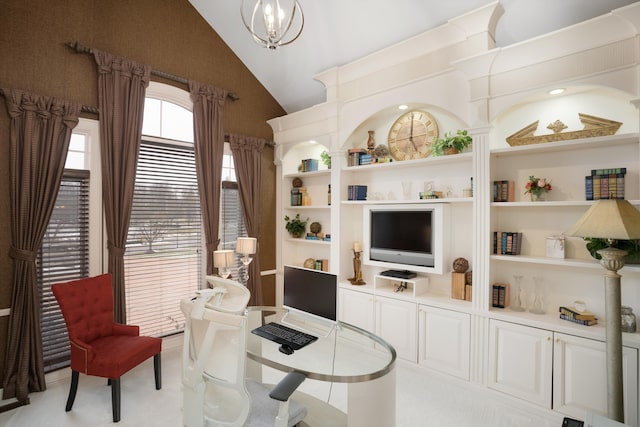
[283,265,337,329]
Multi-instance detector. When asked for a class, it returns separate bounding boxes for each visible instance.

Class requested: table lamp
[236,237,257,287]
[565,199,640,423]
[213,249,235,279]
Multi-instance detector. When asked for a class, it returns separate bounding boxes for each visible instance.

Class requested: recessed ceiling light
[548,88,565,95]
[398,104,408,110]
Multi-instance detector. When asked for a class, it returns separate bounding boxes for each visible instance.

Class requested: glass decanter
[530,276,546,314]
[510,275,525,312]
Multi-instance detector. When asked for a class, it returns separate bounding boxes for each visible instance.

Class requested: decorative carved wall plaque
[506,113,622,146]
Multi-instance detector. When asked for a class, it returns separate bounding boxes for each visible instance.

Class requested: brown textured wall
[0,0,282,380]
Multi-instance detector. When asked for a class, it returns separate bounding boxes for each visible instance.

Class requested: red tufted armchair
[51,273,162,422]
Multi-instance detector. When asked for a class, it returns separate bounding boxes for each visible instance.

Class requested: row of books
[492,180,515,202]
[347,185,368,201]
[290,187,309,206]
[491,283,510,308]
[492,231,523,255]
[305,233,331,241]
[585,174,625,200]
[559,306,598,326]
[310,258,330,272]
[347,148,370,166]
[299,158,318,172]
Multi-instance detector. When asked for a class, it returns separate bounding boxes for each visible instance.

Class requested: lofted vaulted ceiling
[188,0,639,114]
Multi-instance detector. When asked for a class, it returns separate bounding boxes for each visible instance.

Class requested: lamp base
[597,246,626,423]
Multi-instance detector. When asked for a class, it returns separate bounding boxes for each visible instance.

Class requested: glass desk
[246,307,397,427]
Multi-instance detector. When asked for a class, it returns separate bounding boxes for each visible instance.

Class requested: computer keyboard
[251,322,318,350]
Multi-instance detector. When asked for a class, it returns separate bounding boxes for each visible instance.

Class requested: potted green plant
[284,214,308,238]
[320,150,331,169]
[584,237,640,264]
[432,130,472,156]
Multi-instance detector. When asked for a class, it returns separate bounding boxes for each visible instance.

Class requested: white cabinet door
[418,305,470,380]
[553,333,638,427]
[488,320,553,407]
[338,288,375,332]
[375,295,417,362]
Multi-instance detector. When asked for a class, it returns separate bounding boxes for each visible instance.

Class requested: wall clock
[387,110,439,160]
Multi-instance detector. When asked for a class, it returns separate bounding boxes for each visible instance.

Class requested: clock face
[387,110,438,161]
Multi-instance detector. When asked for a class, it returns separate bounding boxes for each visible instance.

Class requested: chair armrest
[269,371,307,402]
[113,323,140,336]
[70,338,94,372]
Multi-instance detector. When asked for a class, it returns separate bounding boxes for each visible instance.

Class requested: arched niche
[490,85,638,149]
[340,102,472,152]
[280,140,331,175]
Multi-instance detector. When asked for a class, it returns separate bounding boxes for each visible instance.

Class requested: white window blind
[220,180,247,276]
[38,170,90,372]
[125,140,202,336]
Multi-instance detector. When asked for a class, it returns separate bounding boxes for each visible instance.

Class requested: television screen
[363,204,445,274]
[370,210,432,254]
[283,265,337,321]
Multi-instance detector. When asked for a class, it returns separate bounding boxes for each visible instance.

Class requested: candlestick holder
[236,237,257,287]
[348,250,366,285]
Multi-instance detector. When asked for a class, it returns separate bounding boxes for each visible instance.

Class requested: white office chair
[181,277,307,427]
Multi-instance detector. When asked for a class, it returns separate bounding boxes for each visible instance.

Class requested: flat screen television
[363,204,447,275]
[283,265,337,325]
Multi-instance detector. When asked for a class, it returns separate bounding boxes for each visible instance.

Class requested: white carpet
[0,339,562,426]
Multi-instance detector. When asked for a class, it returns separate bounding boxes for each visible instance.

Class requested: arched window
[125,82,245,336]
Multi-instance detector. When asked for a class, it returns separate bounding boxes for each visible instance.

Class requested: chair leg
[154,353,162,390]
[65,370,79,411]
[111,378,121,423]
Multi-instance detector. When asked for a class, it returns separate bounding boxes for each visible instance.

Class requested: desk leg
[347,367,396,427]
[246,311,263,382]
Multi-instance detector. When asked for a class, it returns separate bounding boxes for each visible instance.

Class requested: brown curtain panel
[229,134,265,306]
[1,89,80,400]
[93,50,151,323]
[189,81,227,275]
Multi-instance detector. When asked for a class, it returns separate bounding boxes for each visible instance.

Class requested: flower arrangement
[524,176,552,197]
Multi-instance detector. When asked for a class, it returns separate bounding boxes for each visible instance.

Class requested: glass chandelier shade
[240,0,304,49]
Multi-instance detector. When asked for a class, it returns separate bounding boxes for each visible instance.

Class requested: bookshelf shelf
[491,254,640,272]
[341,151,473,173]
[490,133,639,158]
[283,169,331,179]
[284,205,331,210]
[491,200,640,207]
[341,197,472,205]
[285,238,331,246]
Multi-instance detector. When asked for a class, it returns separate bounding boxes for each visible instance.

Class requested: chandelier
[240,0,304,49]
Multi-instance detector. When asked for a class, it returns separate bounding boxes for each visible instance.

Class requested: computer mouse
[278,344,294,355]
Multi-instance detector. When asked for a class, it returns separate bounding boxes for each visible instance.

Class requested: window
[38,120,101,373]
[38,170,90,371]
[125,139,202,336]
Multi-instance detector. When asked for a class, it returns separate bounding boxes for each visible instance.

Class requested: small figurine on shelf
[348,241,366,286]
[367,131,376,156]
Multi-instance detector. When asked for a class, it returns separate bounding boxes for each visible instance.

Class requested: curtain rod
[0,87,98,115]
[0,87,274,147]
[65,41,240,102]
[224,133,275,148]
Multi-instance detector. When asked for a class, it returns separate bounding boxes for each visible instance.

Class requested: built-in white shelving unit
[270,3,640,424]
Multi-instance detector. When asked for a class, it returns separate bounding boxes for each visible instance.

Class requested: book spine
[593,175,601,200]
[585,175,593,201]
